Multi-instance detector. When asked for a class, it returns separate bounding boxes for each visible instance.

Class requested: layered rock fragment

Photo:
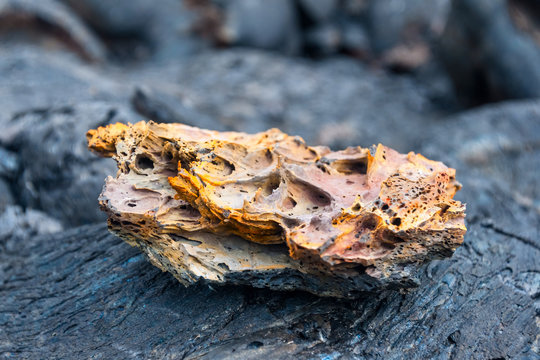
[87,121,466,297]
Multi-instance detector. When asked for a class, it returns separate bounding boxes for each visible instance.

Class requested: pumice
[87,121,466,297]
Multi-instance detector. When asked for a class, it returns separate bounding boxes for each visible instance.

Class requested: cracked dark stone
[2,99,539,358]
[0,217,537,358]
[0,102,138,226]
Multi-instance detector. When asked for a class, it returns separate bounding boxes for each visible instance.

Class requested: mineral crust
[87,121,466,297]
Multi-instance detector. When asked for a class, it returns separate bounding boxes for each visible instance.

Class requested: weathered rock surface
[0,202,537,359]
[87,121,465,296]
[129,49,440,152]
[1,100,533,358]
[423,100,540,242]
[0,205,63,254]
[0,102,138,226]
[0,46,126,127]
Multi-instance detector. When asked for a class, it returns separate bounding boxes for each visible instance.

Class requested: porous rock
[87,121,466,296]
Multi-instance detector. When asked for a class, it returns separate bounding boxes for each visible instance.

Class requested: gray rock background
[0,0,539,359]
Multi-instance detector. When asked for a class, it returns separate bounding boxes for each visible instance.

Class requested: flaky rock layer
[87,121,466,297]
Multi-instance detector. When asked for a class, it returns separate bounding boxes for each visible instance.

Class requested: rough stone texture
[0,204,537,359]
[87,121,465,296]
[422,100,540,240]
[1,99,534,358]
[0,46,126,128]
[0,102,138,226]
[129,49,440,152]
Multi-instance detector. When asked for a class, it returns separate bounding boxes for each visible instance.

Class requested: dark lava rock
[0,175,537,358]
[0,180,14,213]
[303,18,370,58]
[59,0,153,36]
[1,98,535,359]
[0,46,126,127]
[60,0,207,62]
[366,0,450,54]
[0,147,19,179]
[422,100,540,242]
[340,18,371,55]
[439,0,540,105]
[0,205,63,253]
[304,22,342,56]
[298,0,338,23]
[0,46,138,226]
[0,0,106,62]
[0,102,138,226]
[131,87,227,131]
[0,34,537,360]
[132,49,441,152]
[220,0,300,54]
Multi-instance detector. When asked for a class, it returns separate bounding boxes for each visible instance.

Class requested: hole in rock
[333,158,368,175]
[136,154,154,170]
[283,196,297,209]
[247,341,264,349]
[170,234,202,246]
[363,216,379,230]
[262,175,281,196]
[208,156,235,176]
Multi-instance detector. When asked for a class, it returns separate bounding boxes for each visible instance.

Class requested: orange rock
[88,121,466,294]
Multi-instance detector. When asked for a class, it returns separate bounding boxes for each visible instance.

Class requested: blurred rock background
[0,1,539,358]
